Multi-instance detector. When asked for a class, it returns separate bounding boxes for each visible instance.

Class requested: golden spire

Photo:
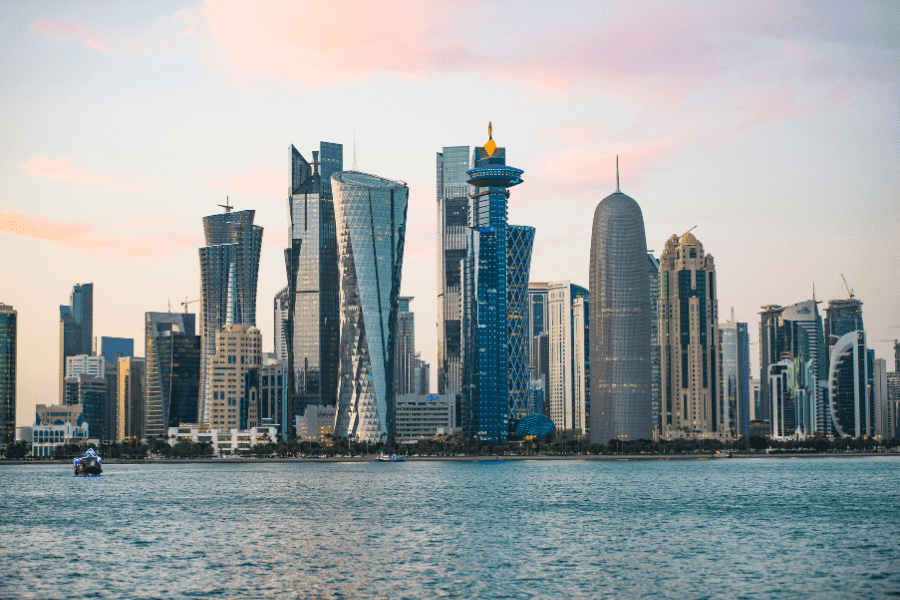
[483,121,496,156]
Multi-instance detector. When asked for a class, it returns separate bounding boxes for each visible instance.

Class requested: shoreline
[3,452,899,465]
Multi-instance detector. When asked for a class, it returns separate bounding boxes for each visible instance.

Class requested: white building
[294,405,336,443]
[547,281,589,432]
[167,425,277,455]
[395,394,454,443]
[31,419,90,457]
[66,354,113,379]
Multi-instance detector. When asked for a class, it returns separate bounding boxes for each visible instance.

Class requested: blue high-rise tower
[462,123,525,444]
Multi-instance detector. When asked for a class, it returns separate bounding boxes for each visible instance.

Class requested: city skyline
[2,1,899,427]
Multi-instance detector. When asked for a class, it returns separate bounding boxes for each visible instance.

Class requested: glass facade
[589,189,651,445]
[65,374,107,440]
[828,330,873,438]
[720,321,751,438]
[145,313,201,437]
[648,254,660,436]
[0,304,15,444]
[514,413,555,439]
[59,283,93,403]
[506,225,535,427]
[199,210,262,425]
[436,146,470,400]
[461,131,525,444]
[332,171,409,442]
[100,337,133,363]
[286,143,342,423]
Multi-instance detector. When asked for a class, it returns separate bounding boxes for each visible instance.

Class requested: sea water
[1,457,898,599]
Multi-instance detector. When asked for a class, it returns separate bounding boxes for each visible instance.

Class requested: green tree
[4,441,30,459]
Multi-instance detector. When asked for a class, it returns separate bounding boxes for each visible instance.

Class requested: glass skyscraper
[589,166,651,445]
[648,253,661,437]
[199,209,262,425]
[285,143,342,423]
[436,146,470,402]
[0,303,15,444]
[720,317,751,438]
[145,312,201,437]
[332,171,409,442]
[59,283,93,403]
[506,225,535,426]
[462,125,525,444]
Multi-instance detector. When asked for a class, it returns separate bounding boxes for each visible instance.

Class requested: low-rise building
[294,405,336,443]
[31,414,90,457]
[166,425,277,455]
[395,394,454,443]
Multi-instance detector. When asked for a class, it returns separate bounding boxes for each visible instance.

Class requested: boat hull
[74,457,102,476]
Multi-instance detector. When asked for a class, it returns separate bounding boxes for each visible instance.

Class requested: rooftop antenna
[218,196,233,213]
[353,129,358,171]
[730,306,735,323]
[615,155,620,192]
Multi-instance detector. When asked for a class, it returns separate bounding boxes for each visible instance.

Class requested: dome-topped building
[589,159,652,445]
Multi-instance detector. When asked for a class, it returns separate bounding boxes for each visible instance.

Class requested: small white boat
[375,452,407,462]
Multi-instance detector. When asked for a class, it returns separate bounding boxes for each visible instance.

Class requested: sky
[1,0,898,427]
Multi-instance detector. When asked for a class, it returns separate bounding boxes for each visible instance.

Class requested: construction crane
[181,297,200,313]
[840,274,855,299]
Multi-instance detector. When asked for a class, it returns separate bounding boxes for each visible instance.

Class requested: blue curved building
[515,413,555,439]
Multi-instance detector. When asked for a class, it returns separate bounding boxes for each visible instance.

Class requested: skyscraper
[658,230,721,440]
[199,208,262,425]
[506,225,536,426]
[273,286,289,362]
[285,143,342,423]
[828,330,872,438]
[572,296,590,436]
[332,171,409,442]
[395,297,417,396]
[207,324,261,430]
[461,124,525,444]
[719,315,751,438]
[59,283,93,403]
[759,300,826,436]
[0,303,15,444]
[100,337,133,363]
[589,161,651,445]
[547,282,589,432]
[117,357,145,440]
[648,253,661,437]
[145,312,201,437]
[436,146,470,404]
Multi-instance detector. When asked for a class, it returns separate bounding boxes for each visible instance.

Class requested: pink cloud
[0,210,200,264]
[205,170,286,199]
[23,156,145,190]
[29,18,110,52]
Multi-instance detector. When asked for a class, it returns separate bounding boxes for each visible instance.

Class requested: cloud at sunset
[0,210,201,264]
[29,18,110,52]
[205,170,285,200]
[23,156,145,190]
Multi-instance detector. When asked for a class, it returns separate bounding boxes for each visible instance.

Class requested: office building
[507,225,536,426]
[461,124,525,444]
[395,394,455,443]
[658,230,720,440]
[100,337,133,363]
[828,330,872,438]
[332,171,409,442]
[759,300,826,436]
[65,354,112,379]
[59,283,92,402]
[259,355,285,429]
[750,379,761,420]
[768,359,797,439]
[395,297,417,396]
[207,324,262,430]
[146,312,202,437]
[873,358,887,438]
[273,286,289,363]
[572,296,590,436]
[199,208,263,425]
[647,253,661,437]
[64,373,108,441]
[285,143,342,422]
[720,314,751,438]
[0,304,16,444]
[117,357,145,440]
[436,145,470,402]
[294,404,337,443]
[589,162,651,445]
[167,425,277,455]
[887,372,900,440]
[547,282,589,432]
[527,282,550,374]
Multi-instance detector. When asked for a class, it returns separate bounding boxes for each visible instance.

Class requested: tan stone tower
[658,229,722,440]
